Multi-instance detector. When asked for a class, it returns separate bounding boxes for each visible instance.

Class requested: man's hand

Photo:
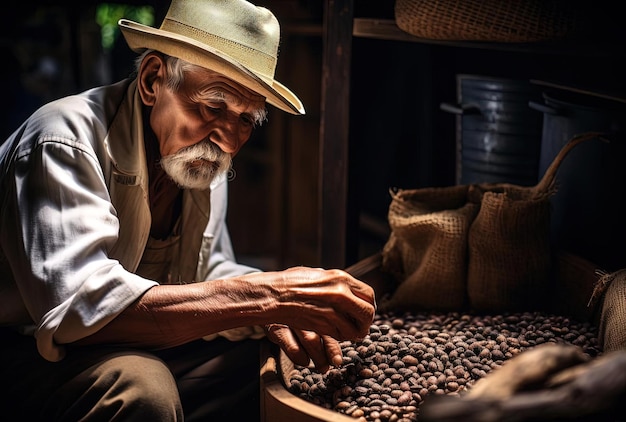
[265,324,343,373]
[261,267,376,373]
[269,267,376,341]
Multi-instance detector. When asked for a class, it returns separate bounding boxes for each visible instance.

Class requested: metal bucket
[529,90,626,271]
[441,74,543,186]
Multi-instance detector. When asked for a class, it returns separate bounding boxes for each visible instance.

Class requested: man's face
[150,67,266,189]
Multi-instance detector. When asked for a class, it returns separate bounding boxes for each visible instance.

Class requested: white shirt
[0,79,260,362]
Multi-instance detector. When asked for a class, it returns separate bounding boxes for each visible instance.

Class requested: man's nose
[208,115,241,154]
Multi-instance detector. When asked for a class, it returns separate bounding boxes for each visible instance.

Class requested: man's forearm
[73,277,276,349]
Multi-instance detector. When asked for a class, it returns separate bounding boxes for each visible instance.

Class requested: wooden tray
[260,342,353,422]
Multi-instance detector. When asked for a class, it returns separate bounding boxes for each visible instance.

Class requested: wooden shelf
[352,18,625,57]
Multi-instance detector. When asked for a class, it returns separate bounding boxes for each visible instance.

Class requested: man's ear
[137,53,166,106]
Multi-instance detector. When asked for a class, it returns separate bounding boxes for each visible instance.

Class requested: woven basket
[394,0,579,43]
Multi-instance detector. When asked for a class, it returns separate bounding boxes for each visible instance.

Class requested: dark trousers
[0,328,261,421]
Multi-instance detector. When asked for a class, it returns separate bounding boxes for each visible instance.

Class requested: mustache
[159,140,234,189]
[177,139,230,163]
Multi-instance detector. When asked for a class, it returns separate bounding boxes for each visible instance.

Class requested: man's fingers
[295,330,332,373]
[266,325,346,373]
[349,278,377,310]
[265,324,310,367]
[321,335,343,367]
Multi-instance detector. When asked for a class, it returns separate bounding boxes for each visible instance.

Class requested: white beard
[160,141,232,190]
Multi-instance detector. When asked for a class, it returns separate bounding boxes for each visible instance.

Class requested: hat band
[160,18,277,82]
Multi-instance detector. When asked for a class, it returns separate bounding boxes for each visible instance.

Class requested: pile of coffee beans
[286,311,601,421]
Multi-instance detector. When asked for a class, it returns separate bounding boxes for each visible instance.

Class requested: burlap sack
[466,132,607,312]
[381,185,478,311]
[590,269,626,352]
[553,251,602,321]
[381,132,605,313]
[465,183,553,312]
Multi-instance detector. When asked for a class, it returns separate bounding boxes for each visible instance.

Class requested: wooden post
[318,0,354,268]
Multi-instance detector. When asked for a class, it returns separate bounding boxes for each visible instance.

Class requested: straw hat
[119,0,305,115]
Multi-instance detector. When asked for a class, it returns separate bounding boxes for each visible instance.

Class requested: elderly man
[0,0,376,420]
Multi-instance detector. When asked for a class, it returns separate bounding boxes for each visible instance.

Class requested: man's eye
[240,115,255,127]
[205,105,221,114]
[200,105,222,120]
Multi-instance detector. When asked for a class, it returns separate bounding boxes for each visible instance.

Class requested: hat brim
[118,19,305,115]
